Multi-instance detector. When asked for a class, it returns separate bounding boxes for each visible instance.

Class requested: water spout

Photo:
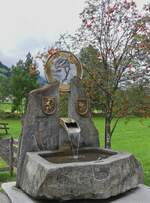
[59,118,81,159]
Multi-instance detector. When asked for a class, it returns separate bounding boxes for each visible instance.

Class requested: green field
[0,118,21,138]
[0,103,12,112]
[0,102,21,138]
[94,117,150,186]
[0,116,150,186]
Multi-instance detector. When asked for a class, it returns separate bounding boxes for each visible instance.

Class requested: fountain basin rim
[25,147,132,167]
[20,148,143,200]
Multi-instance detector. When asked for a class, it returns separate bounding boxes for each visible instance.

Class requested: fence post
[9,137,14,176]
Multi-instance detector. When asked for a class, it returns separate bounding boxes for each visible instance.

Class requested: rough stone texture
[68,77,99,147]
[18,149,143,201]
[15,77,143,202]
[2,182,150,203]
[59,126,71,150]
[16,81,60,187]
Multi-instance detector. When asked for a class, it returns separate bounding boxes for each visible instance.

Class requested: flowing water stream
[60,118,81,159]
[67,129,80,159]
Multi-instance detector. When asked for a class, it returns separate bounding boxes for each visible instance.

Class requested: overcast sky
[0,0,149,67]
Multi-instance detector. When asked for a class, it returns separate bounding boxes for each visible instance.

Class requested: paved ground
[0,192,11,203]
[2,182,150,203]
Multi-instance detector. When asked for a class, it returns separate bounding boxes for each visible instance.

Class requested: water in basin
[40,149,116,164]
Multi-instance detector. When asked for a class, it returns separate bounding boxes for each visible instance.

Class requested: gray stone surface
[2,182,37,203]
[15,77,144,202]
[16,81,60,187]
[68,77,99,147]
[3,183,150,203]
[0,192,11,203]
[18,149,143,201]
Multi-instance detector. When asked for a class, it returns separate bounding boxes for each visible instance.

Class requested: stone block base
[2,182,150,203]
[18,148,143,201]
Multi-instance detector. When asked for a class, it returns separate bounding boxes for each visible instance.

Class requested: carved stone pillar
[17,81,59,187]
[68,77,100,148]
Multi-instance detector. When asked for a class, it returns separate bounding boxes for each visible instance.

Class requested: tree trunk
[105,111,112,149]
[24,95,28,113]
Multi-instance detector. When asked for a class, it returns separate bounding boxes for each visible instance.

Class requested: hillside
[0,62,10,77]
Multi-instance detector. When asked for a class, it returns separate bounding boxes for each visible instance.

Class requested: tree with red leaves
[38,1,150,149]
[73,0,150,148]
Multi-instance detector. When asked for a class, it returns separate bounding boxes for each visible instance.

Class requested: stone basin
[19,148,143,201]
[41,148,116,163]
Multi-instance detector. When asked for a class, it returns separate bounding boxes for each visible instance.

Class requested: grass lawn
[0,118,21,139]
[0,171,16,191]
[0,116,150,187]
[0,102,21,138]
[0,103,12,112]
[94,116,150,186]
[0,158,16,189]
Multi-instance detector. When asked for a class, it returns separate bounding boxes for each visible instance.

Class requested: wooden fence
[0,137,18,175]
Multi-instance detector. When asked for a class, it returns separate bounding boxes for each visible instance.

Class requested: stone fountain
[2,51,143,202]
